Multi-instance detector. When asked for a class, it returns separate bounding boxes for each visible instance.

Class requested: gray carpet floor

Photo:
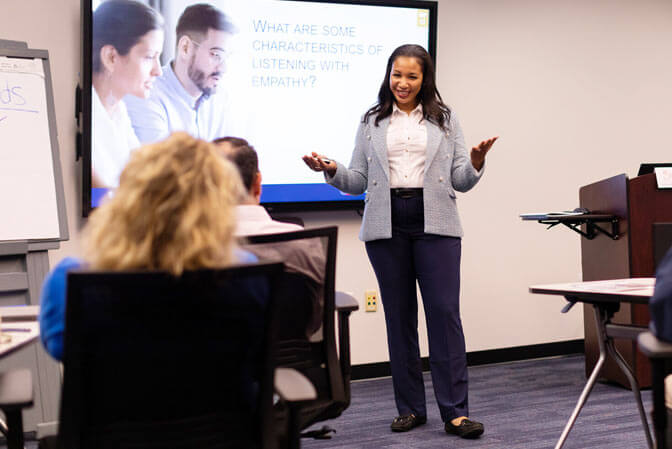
[303,354,654,449]
[14,354,654,449]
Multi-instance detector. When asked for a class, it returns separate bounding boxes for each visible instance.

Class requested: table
[0,307,39,449]
[529,278,655,449]
[0,322,39,357]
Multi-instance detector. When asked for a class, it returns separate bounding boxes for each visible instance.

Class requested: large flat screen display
[81,0,437,214]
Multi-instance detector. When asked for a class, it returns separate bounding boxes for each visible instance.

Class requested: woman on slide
[91,0,164,188]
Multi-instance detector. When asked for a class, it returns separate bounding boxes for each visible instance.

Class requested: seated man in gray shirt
[214,136,326,339]
[126,4,234,144]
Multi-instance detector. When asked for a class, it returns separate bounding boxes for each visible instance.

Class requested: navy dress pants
[365,195,468,422]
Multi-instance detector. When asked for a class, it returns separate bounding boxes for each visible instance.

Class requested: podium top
[638,163,672,176]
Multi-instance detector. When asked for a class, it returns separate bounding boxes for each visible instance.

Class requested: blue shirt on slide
[39,250,258,361]
[124,63,230,145]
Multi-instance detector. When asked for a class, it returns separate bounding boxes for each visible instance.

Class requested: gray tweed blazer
[326,112,483,242]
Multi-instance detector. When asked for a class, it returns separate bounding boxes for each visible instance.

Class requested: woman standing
[302,44,497,439]
[91,0,164,187]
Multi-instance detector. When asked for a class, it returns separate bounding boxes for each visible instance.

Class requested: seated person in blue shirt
[651,247,672,342]
[125,3,235,144]
[39,132,254,361]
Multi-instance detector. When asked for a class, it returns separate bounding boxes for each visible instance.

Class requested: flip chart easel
[0,38,67,432]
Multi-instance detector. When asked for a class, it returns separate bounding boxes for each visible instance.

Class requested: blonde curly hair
[84,132,245,275]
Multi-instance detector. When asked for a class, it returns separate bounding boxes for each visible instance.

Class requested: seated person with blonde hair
[39,132,252,360]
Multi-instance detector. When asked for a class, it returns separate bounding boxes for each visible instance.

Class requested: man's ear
[99,45,118,74]
[253,172,262,201]
[176,35,192,60]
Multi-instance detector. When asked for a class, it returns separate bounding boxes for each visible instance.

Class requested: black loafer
[390,413,427,432]
[444,418,484,438]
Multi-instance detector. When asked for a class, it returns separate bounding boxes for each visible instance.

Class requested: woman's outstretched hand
[302,152,337,177]
[470,136,498,171]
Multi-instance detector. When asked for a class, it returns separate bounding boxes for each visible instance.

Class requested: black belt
[390,188,423,199]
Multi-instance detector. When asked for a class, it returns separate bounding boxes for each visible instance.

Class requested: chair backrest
[244,226,347,428]
[58,262,284,449]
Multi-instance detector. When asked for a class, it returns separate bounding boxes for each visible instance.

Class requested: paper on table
[552,278,655,296]
[655,167,672,189]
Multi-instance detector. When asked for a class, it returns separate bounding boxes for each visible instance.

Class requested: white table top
[0,305,39,359]
[531,278,655,296]
[0,321,39,358]
[530,278,656,304]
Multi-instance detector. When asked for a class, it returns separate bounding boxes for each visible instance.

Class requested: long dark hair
[92,0,164,74]
[363,44,451,131]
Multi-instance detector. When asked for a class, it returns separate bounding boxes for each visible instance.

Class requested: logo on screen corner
[417,10,429,28]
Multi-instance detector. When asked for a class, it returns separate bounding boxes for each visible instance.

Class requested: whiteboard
[0,56,60,241]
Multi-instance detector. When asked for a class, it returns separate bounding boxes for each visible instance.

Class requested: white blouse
[91,88,141,188]
[386,103,428,188]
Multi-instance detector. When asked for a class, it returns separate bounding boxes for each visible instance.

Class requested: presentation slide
[89,0,432,208]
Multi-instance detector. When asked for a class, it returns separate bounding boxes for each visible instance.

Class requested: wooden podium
[580,173,672,388]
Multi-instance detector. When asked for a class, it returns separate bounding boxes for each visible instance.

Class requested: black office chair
[268,215,305,228]
[244,227,359,443]
[54,261,311,449]
[638,332,672,449]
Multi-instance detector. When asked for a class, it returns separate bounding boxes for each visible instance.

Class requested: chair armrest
[0,369,33,409]
[335,292,357,404]
[638,331,672,358]
[274,367,316,402]
[335,291,359,312]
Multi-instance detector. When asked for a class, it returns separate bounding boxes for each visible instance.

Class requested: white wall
[3,0,672,366]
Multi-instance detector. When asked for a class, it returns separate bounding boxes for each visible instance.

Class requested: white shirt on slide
[91,87,141,188]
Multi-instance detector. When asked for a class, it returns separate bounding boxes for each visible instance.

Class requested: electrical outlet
[365,290,378,312]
